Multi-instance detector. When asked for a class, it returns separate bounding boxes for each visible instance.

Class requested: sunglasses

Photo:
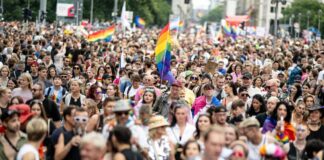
[95,91,102,95]
[73,67,80,70]
[226,77,232,80]
[116,111,129,116]
[191,77,198,80]
[145,87,155,92]
[232,150,245,158]
[240,93,249,97]
[74,116,89,123]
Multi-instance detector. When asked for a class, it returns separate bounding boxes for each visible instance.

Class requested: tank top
[16,144,39,160]
[120,148,143,160]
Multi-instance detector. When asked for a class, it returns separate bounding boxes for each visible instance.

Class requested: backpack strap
[45,87,52,99]
[126,85,132,99]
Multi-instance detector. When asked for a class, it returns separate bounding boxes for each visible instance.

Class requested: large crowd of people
[0,21,323,160]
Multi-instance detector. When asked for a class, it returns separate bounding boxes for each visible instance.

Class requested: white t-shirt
[17,144,39,160]
[123,85,141,99]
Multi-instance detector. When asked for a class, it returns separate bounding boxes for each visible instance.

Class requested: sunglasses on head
[116,111,129,116]
[74,116,88,123]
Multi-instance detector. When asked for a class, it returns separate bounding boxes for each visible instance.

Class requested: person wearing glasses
[52,107,88,160]
[27,82,61,128]
[109,100,148,152]
[72,64,83,79]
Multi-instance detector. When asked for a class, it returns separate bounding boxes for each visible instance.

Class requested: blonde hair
[80,132,106,150]
[26,118,47,141]
[19,73,33,89]
[69,78,83,87]
[0,87,10,96]
[0,65,10,75]
[148,128,158,139]
[84,98,98,116]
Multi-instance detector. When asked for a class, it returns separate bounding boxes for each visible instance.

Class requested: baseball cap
[240,117,260,128]
[213,106,227,113]
[0,109,20,122]
[242,72,252,79]
[113,100,132,112]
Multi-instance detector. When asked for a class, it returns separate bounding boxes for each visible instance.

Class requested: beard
[6,124,20,133]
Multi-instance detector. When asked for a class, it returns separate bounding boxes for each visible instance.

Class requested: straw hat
[148,115,169,130]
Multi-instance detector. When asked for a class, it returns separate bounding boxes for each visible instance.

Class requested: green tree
[201,5,224,23]
[2,0,170,26]
[282,0,324,34]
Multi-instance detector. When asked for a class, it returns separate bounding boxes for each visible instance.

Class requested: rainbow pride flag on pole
[155,24,174,84]
[87,25,115,42]
[134,16,146,28]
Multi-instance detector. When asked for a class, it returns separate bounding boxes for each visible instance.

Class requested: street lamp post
[307,11,311,29]
[290,14,295,37]
[90,0,93,24]
[298,12,302,36]
[271,0,287,48]
[319,9,322,32]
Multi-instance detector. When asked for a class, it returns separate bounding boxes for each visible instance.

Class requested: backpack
[45,87,67,99]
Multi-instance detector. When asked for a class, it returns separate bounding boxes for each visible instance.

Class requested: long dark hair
[194,114,211,140]
[142,88,157,105]
[170,100,190,127]
[248,94,266,115]
[271,101,292,123]
[292,84,302,102]
[87,84,100,100]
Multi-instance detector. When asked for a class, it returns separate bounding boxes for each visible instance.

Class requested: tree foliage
[2,0,171,26]
[201,5,224,23]
[282,0,324,33]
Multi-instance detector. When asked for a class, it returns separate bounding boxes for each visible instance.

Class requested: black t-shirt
[27,98,61,122]
[51,126,81,160]
[62,96,81,107]
[121,148,143,160]
[306,125,324,142]
[256,112,268,127]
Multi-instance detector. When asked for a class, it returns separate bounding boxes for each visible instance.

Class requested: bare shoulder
[22,152,36,160]
[113,153,126,160]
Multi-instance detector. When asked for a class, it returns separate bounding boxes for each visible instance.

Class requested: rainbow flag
[134,16,146,28]
[87,25,115,42]
[155,24,174,84]
[222,22,232,36]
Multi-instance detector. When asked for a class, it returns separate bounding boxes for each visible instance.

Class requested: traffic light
[184,0,190,4]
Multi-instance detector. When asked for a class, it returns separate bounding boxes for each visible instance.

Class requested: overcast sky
[192,0,211,10]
